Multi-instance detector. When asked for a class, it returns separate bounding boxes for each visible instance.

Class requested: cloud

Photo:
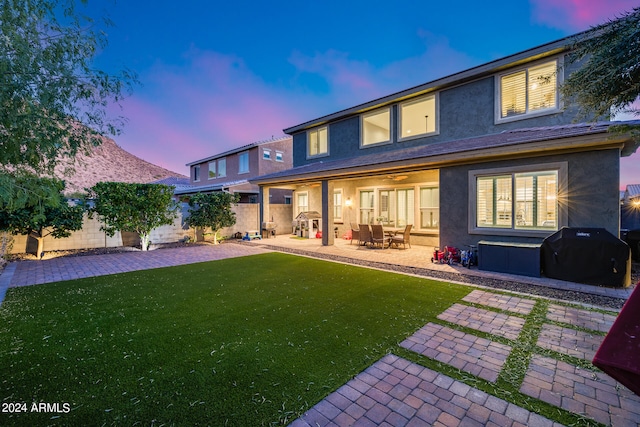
[530,0,638,30]
[288,31,477,108]
[113,49,310,174]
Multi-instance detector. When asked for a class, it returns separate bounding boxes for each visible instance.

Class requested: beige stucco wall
[8,204,285,254]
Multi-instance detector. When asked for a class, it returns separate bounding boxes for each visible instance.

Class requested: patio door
[359,190,374,224]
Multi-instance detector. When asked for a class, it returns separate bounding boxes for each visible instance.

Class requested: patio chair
[391,224,412,249]
[371,224,391,249]
[350,223,360,245]
[358,224,372,247]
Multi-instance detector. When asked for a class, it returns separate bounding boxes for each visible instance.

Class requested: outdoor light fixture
[345,197,352,207]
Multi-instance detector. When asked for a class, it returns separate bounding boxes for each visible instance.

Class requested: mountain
[54,136,188,195]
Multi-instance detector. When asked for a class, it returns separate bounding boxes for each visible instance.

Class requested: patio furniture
[391,224,412,249]
[358,224,372,247]
[350,223,360,245]
[371,224,391,249]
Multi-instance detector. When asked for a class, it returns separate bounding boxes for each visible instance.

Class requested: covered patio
[243,234,634,301]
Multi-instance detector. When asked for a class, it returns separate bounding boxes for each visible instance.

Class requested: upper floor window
[208,161,216,179]
[217,158,226,178]
[497,59,560,122]
[263,149,271,160]
[238,152,249,174]
[308,127,328,158]
[361,108,390,147]
[275,151,284,162]
[193,165,201,182]
[399,94,438,141]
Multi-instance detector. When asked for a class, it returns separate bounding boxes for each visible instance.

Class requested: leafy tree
[86,182,178,251]
[0,177,83,258]
[185,192,240,244]
[561,7,640,120]
[0,0,136,211]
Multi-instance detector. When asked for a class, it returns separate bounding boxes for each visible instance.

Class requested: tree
[0,0,136,212]
[561,7,640,121]
[0,177,84,258]
[86,182,178,251]
[185,192,240,245]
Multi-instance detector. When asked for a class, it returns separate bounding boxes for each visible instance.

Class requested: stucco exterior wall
[439,149,621,250]
[292,57,585,168]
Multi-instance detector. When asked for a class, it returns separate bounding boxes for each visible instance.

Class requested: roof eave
[283,40,570,135]
[252,133,627,186]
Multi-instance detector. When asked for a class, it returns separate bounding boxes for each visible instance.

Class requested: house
[177,136,293,204]
[251,34,640,252]
[178,136,294,237]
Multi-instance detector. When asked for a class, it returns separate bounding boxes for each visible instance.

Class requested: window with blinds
[499,59,558,120]
[476,171,558,230]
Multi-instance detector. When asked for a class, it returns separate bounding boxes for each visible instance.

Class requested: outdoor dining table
[384,227,403,238]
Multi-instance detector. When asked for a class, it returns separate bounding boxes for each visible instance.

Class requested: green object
[0,253,466,426]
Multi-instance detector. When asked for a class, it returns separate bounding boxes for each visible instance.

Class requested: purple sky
[89,0,639,188]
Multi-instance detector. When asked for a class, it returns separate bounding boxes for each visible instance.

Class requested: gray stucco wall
[293,58,585,168]
[439,149,621,250]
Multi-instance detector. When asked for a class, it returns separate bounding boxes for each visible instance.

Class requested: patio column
[321,180,334,246]
[259,186,269,230]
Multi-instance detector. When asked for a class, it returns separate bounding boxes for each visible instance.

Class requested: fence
[8,203,293,254]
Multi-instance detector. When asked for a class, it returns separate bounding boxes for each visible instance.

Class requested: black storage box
[541,227,631,287]
[478,240,542,277]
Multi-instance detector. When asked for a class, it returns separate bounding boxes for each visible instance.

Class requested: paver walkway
[291,289,640,427]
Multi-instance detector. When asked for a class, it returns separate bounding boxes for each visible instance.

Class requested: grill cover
[541,227,631,287]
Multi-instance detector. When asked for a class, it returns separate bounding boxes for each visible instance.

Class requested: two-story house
[252,34,639,251]
[177,136,293,204]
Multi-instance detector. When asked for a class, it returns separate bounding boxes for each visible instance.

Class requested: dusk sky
[85,0,639,187]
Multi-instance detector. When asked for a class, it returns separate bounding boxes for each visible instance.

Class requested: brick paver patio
[537,324,604,361]
[437,303,525,340]
[546,304,617,333]
[462,289,535,315]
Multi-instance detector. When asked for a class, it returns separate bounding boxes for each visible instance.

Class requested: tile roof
[627,184,640,198]
[186,136,291,166]
[253,121,640,185]
[173,179,257,195]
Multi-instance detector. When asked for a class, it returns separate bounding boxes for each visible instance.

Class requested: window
[359,190,375,224]
[275,151,284,162]
[515,172,557,229]
[471,165,564,234]
[396,189,414,227]
[217,158,226,178]
[238,152,249,174]
[498,59,559,122]
[284,195,292,205]
[476,176,513,228]
[362,108,390,147]
[399,95,437,140]
[333,190,342,221]
[193,165,200,182]
[297,192,308,215]
[263,149,271,160]
[308,126,328,157]
[420,187,439,229]
[208,161,216,179]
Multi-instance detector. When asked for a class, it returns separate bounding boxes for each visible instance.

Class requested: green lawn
[0,252,469,426]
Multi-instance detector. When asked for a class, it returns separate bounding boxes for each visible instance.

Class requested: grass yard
[0,252,469,426]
